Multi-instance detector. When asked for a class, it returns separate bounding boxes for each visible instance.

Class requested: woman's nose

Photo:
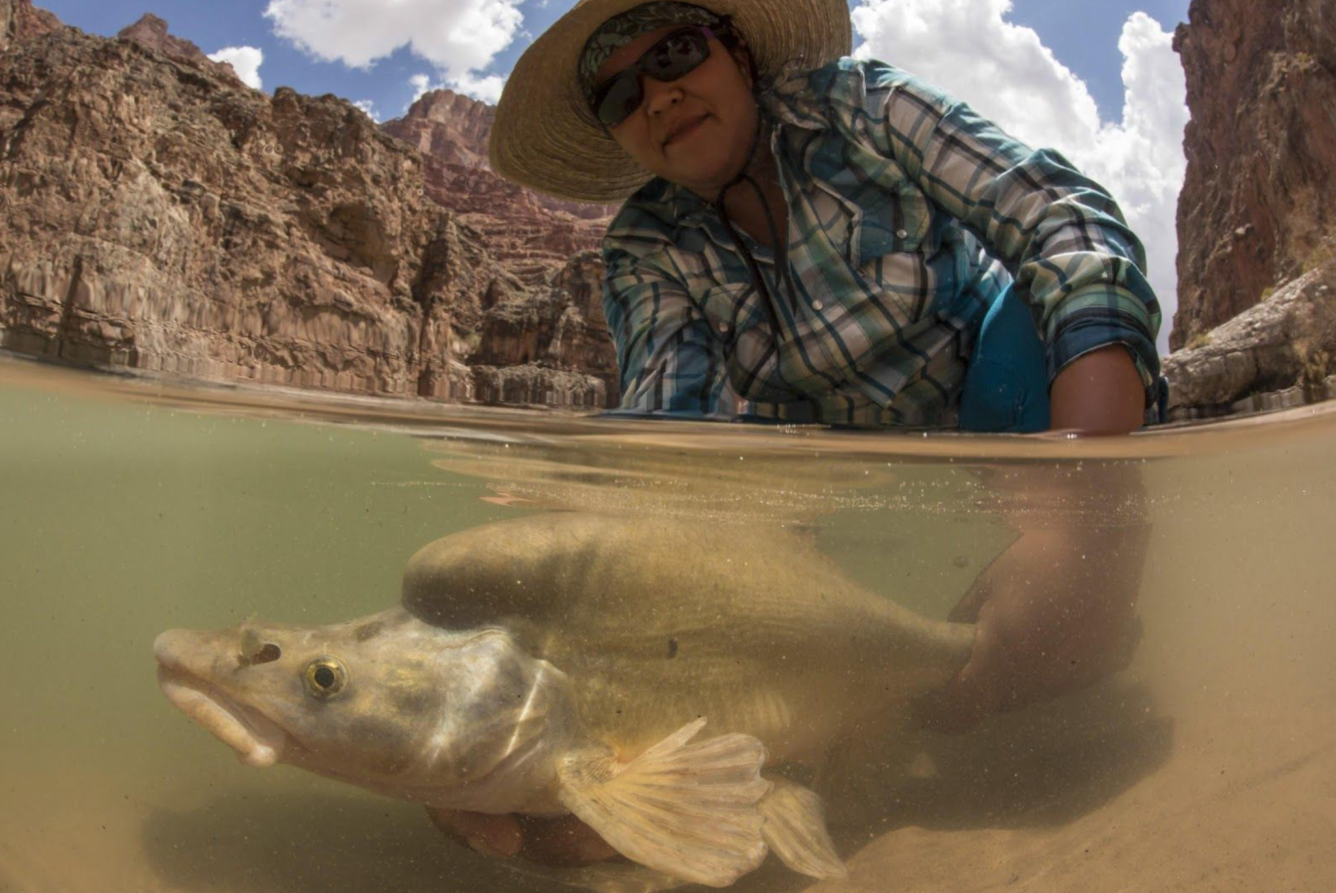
[643,79,684,117]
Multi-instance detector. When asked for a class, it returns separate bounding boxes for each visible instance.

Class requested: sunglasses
[592,26,718,129]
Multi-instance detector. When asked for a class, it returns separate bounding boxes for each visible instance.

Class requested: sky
[37,0,1192,352]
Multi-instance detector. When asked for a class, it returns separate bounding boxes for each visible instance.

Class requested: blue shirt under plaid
[600,57,1162,427]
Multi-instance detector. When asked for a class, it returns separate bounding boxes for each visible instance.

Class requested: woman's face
[594,24,758,199]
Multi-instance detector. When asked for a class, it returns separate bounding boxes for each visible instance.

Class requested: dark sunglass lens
[593,30,708,127]
[646,31,706,79]
[596,74,643,127]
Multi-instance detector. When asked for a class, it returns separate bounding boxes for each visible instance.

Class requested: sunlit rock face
[116,12,238,82]
[0,3,617,408]
[382,90,615,293]
[1164,260,1336,420]
[0,0,58,51]
[1172,0,1336,350]
[1163,0,1336,419]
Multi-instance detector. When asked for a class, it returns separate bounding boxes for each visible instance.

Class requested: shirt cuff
[1045,285,1162,409]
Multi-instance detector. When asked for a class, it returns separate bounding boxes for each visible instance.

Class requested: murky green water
[2,358,1334,893]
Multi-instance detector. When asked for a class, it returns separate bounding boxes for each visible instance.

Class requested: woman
[438,0,1157,865]
[488,0,1164,433]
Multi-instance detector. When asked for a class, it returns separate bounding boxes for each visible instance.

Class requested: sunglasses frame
[591,26,720,129]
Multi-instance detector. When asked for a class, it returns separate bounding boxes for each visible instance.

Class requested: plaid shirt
[600,58,1162,426]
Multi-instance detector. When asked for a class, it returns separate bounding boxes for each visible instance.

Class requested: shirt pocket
[853,183,932,264]
[692,281,772,344]
[814,138,933,264]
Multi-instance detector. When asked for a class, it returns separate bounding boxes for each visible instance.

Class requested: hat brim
[488,0,852,204]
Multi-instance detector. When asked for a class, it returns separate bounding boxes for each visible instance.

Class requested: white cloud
[410,73,434,104]
[407,71,506,109]
[850,0,1188,355]
[208,45,264,91]
[264,0,522,84]
[449,72,506,104]
[352,99,381,121]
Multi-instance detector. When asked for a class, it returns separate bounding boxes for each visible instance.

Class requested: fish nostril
[253,643,282,664]
[239,642,282,668]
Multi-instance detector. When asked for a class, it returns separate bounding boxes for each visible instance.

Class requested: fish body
[155,514,973,887]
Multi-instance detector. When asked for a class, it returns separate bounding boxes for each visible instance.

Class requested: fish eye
[303,657,348,698]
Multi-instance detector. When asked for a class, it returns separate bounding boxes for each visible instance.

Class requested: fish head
[154,607,578,807]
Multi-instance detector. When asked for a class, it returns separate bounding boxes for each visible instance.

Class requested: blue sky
[39,0,1189,122]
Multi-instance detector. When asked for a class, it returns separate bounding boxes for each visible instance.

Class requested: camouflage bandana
[578,2,726,107]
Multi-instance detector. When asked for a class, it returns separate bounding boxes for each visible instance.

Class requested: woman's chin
[662,157,749,198]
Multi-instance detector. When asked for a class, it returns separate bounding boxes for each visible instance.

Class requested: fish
[154,513,974,887]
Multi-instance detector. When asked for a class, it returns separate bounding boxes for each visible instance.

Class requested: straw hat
[488,0,852,204]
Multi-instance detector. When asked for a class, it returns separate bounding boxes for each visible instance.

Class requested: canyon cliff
[1164,0,1336,418]
[0,1,617,408]
[382,90,614,290]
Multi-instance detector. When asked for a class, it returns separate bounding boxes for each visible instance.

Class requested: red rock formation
[0,0,58,50]
[117,13,241,83]
[1164,0,1336,419]
[0,4,615,407]
[381,89,615,290]
[471,251,619,406]
[383,89,614,221]
[385,90,494,168]
[1172,0,1336,350]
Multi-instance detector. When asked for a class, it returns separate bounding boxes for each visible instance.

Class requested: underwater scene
[2,356,1334,893]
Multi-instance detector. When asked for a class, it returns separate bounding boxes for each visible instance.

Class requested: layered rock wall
[382,91,614,289]
[0,2,618,408]
[1172,0,1336,349]
[471,251,618,407]
[1,17,455,395]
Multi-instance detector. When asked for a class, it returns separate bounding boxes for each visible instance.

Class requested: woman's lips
[664,114,709,148]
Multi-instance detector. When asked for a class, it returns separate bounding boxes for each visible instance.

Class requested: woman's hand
[919,460,1151,733]
[918,526,1145,732]
[426,808,618,867]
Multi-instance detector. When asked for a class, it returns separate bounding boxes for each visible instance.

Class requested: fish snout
[154,627,288,768]
[153,628,191,668]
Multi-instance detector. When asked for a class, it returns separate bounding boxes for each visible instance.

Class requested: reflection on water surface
[2,357,1334,892]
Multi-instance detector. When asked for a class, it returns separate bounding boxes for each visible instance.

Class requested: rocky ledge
[1164,251,1336,419]
[1164,0,1336,419]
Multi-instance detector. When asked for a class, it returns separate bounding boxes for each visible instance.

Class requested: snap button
[896,228,909,240]
[811,300,824,311]
[717,322,729,334]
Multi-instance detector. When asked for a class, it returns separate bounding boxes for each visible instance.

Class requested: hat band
[578,1,725,105]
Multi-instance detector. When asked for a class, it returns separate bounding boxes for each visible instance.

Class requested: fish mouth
[156,634,287,768]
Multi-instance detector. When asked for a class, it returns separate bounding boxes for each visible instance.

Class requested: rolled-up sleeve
[858,61,1162,403]
[601,244,732,418]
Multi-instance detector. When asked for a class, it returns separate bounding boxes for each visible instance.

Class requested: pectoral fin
[556,719,770,888]
[758,778,847,879]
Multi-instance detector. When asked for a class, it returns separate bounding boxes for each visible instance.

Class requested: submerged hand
[920,522,1146,733]
[426,808,618,867]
